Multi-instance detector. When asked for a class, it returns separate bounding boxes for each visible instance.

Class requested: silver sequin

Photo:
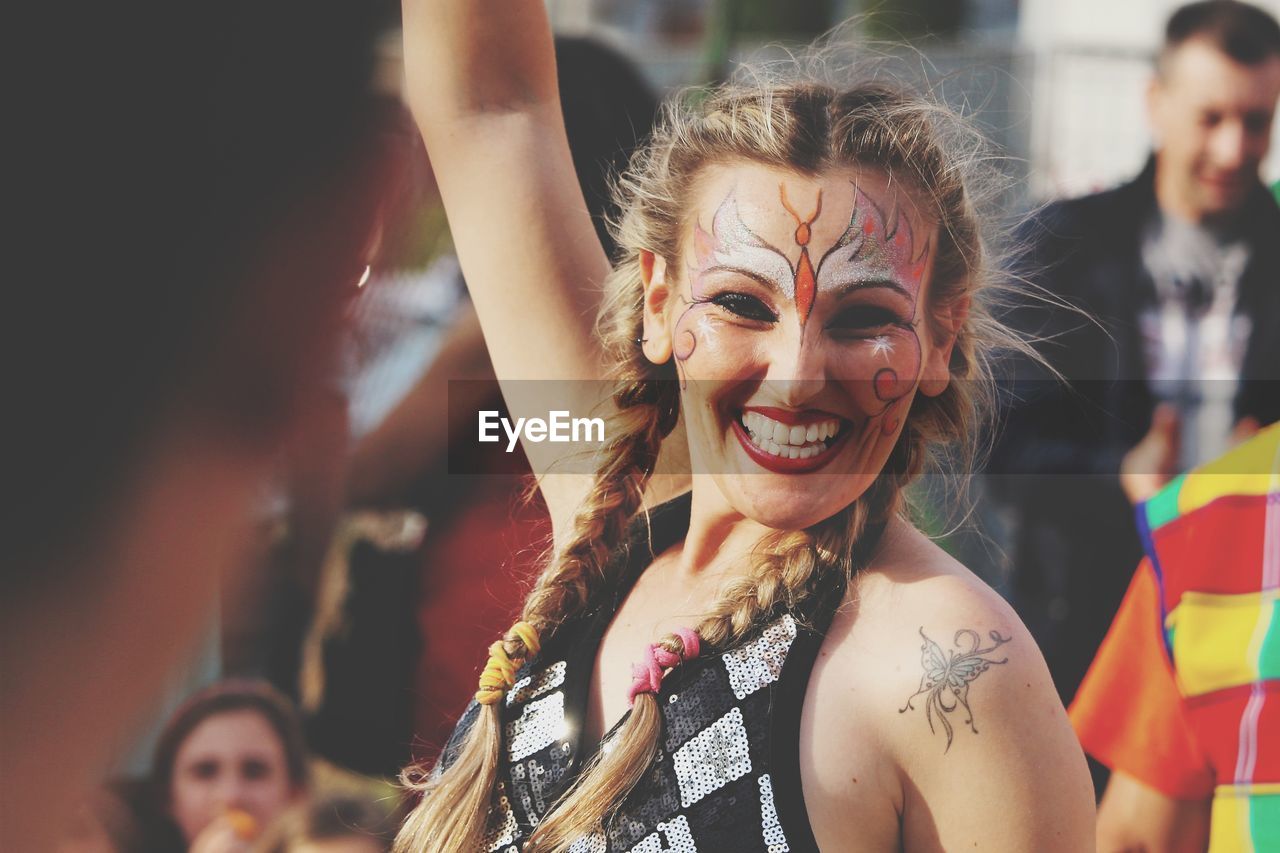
[626,815,697,853]
[567,830,607,853]
[507,660,567,706]
[506,691,567,762]
[672,707,752,808]
[758,774,790,853]
[722,616,796,700]
[482,794,518,851]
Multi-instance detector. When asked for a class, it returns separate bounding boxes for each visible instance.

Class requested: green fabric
[1145,473,1187,531]
[1260,602,1280,681]
[1252,792,1280,848]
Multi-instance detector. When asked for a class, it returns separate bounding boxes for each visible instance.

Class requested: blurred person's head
[554,37,660,259]
[152,681,309,844]
[1,1,396,848]
[259,794,395,853]
[1149,0,1280,221]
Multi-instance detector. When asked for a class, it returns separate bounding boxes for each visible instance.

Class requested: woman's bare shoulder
[817,516,1029,725]
[805,517,1094,849]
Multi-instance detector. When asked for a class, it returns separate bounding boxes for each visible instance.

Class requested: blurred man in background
[994,0,1280,738]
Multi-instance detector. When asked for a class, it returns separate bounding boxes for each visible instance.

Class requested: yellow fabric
[1208,783,1280,853]
[1167,590,1276,697]
[1177,426,1280,516]
[1210,790,1252,853]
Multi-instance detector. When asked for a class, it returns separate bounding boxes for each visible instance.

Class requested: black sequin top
[438,492,847,852]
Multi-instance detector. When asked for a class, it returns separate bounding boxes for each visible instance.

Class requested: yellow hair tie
[474,623,542,705]
[509,621,540,657]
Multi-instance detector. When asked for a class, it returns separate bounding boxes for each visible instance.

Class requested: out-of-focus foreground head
[1149,0,1280,220]
[1,0,394,848]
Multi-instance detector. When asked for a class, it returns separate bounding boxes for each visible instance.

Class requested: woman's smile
[732,406,853,473]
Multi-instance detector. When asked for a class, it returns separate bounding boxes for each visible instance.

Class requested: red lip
[731,419,852,474]
[742,406,842,427]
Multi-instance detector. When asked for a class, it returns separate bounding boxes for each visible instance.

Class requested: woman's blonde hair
[397,60,1027,852]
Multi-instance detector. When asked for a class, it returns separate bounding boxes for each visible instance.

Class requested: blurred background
[538,0,1280,193]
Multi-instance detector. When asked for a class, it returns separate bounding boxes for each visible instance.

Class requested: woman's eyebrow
[698,264,786,294]
[826,279,916,299]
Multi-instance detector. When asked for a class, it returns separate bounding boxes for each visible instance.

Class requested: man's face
[1149,38,1280,219]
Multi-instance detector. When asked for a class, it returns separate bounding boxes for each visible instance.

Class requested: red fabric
[1151,497,1269,604]
[1069,560,1217,799]
[1182,682,1280,784]
[411,474,551,762]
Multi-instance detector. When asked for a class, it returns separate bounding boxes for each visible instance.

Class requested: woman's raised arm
[400,0,616,529]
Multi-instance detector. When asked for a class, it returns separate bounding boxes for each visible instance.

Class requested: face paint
[778,185,822,324]
[816,185,931,290]
[673,179,932,442]
[675,192,793,386]
[815,183,931,434]
[658,164,943,533]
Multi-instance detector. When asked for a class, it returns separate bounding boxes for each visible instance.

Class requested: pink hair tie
[627,627,701,706]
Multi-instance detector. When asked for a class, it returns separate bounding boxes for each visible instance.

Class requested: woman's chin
[711,470,877,531]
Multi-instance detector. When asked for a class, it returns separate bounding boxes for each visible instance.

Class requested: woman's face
[169,709,298,843]
[642,162,960,530]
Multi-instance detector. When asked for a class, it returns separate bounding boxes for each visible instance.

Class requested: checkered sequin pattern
[438,612,815,852]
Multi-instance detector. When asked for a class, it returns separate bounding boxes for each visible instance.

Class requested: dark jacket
[996,158,1280,476]
[990,159,1280,704]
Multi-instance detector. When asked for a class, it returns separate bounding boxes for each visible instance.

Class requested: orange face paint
[779,185,822,325]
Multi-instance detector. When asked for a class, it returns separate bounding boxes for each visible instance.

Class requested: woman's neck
[671,478,775,580]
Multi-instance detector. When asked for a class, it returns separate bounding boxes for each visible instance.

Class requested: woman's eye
[189,761,219,781]
[241,760,271,780]
[710,292,776,323]
[829,305,904,332]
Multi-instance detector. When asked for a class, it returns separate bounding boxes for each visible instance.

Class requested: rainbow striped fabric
[1137,424,1280,852]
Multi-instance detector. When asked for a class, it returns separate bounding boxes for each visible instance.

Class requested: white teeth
[740,410,846,460]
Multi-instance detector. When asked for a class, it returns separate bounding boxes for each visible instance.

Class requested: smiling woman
[395,1,1096,850]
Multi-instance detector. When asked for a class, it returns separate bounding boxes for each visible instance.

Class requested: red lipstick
[742,406,842,426]
[731,419,852,474]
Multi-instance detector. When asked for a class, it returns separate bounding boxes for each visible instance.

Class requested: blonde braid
[395,368,677,853]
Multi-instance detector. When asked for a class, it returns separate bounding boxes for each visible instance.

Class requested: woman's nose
[214,776,253,810]
[767,331,827,406]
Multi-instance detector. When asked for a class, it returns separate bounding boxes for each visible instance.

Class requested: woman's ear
[918,295,969,398]
[640,251,674,364]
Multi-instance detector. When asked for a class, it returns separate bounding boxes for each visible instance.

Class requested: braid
[518,377,679,637]
[395,371,677,853]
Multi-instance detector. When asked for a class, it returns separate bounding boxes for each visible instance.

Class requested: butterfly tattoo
[899,627,1011,752]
